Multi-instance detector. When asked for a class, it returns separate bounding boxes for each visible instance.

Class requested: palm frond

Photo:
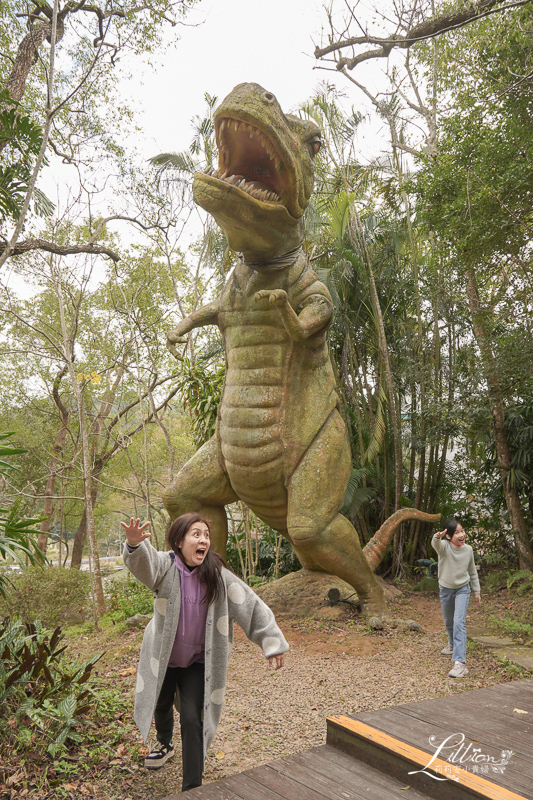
[148,151,197,174]
[361,381,388,465]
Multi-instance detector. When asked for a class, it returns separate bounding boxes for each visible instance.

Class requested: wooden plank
[393,709,533,761]
[352,706,533,787]
[353,680,533,725]
[266,751,375,800]
[162,782,243,800]
[267,746,434,800]
[359,704,532,757]
[220,773,290,800]
[328,716,529,800]
[238,764,329,800]
[360,705,533,761]
[392,691,533,725]
[355,694,533,758]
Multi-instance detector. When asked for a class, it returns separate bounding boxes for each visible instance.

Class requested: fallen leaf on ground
[215,751,225,760]
[7,772,24,786]
[513,708,528,714]
[119,667,136,676]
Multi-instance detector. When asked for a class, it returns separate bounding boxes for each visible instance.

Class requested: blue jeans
[439,583,471,663]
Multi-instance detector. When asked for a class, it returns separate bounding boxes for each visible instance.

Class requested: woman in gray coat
[121,513,288,792]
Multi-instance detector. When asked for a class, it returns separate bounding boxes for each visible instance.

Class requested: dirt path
[5,585,528,800]
[123,592,523,800]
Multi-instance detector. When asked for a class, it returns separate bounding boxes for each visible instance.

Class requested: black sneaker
[144,743,175,769]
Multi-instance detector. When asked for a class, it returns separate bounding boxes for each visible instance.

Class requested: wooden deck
[165,679,533,799]
[328,679,533,800]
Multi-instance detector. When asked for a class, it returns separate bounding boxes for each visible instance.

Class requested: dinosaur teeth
[210,166,282,203]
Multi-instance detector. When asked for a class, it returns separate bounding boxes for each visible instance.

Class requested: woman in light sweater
[431,519,481,678]
[121,512,288,792]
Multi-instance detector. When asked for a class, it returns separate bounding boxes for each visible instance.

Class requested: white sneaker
[440,642,453,655]
[144,742,175,769]
[448,661,469,678]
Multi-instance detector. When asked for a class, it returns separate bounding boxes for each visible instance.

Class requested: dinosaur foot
[390,618,424,632]
[366,615,424,632]
[359,600,390,630]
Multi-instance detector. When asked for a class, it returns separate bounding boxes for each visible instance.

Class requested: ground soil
[2,578,532,800]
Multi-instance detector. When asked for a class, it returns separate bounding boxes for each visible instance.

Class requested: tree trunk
[349,210,403,512]
[465,268,533,569]
[70,484,98,569]
[3,20,63,105]
[37,365,69,553]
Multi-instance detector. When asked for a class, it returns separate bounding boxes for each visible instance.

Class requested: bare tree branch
[315,0,532,70]
[4,237,120,261]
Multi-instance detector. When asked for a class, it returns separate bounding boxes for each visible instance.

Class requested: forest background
[1,0,533,793]
[1,0,533,610]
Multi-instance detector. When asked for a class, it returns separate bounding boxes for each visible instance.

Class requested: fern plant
[0,432,45,596]
[507,569,533,595]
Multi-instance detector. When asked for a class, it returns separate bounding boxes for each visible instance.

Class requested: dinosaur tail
[362,509,441,572]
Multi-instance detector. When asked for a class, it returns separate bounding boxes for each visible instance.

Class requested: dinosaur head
[192,83,321,264]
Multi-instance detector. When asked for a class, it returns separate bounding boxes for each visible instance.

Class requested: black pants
[154,662,205,791]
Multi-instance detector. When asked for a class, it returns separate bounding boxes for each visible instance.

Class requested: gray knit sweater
[123,540,289,758]
[431,535,481,594]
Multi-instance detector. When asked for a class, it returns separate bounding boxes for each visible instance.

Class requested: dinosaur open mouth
[203,117,290,204]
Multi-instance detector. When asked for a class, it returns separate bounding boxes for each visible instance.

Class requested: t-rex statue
[164,83,439,617]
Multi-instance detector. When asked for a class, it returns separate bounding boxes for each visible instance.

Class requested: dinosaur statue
[164,83,439,617]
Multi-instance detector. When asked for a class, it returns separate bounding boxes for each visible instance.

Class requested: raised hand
[120,517,151,547]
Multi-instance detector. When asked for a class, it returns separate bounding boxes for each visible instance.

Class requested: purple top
[167,555,208,668]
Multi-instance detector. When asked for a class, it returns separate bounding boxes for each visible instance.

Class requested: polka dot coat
[123,541,289,758]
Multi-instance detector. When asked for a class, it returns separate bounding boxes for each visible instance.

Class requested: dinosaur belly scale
[218,299,290,528]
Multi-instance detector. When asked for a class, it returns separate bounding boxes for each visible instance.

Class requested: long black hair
[168,513,225,605]
[443,518,459,541]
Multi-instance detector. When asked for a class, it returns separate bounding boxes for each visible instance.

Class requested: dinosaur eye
[308,136,321,156]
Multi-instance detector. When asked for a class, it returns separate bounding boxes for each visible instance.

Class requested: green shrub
[0,618,101,756]
[226,527,300,581]
[0,566,91,627]
[483,569,509,593]
[489,614,532,641]
[105,572,153,622]
[506,569,533,595]
[413,577,439,593]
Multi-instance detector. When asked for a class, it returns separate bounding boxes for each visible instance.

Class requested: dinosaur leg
[286,410,388,617]
[162,436,238,559]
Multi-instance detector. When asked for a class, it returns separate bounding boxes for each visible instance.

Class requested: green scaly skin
[192,82,319,263]
[164,84,438,618]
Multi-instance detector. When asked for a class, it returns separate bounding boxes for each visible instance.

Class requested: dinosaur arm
[254,290,332,342]
[168,300,219,341]
[167,300,220,359]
